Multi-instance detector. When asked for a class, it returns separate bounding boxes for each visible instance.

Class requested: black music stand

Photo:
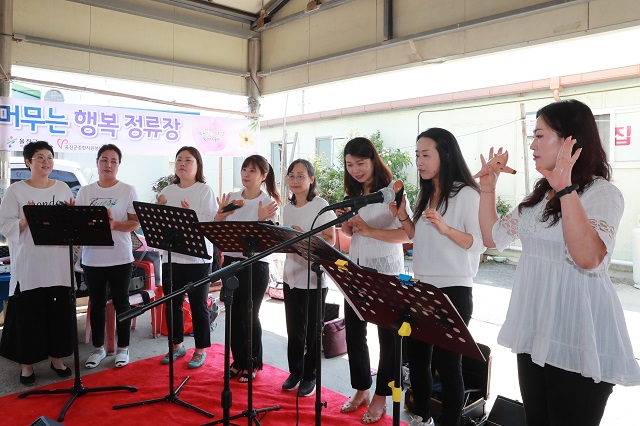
[319,259,484,426]
[197,221,285,426]
[117,210,359,425]
[260,223,355,426]
[112,201,213,418]
[18,205,137,422]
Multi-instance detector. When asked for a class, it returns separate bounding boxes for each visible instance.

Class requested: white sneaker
[85,348,106,369]
[409,415,435,426]
[114,348,129,368]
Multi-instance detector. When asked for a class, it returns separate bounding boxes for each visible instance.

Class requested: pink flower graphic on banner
[192,119,227,153]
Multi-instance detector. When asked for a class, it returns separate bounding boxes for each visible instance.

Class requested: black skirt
[0,284,74,364]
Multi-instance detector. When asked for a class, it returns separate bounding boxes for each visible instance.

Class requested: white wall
[260,80,640,262]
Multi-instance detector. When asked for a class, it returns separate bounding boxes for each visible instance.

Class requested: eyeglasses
[99,158,119,166]
[30,155,54,163]
[286,174,308,181]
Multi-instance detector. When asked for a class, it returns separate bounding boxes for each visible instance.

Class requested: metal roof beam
[66,0,258,38]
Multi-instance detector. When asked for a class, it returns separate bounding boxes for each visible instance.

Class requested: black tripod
[19,205,137,422]
[198,222,283,425]
[113,201,213,418]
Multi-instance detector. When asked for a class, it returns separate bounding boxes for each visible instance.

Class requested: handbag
[268,282,284,300]
[322,317,347,358]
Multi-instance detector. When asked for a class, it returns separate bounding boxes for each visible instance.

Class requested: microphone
[319,187,395,214]
[220,200,244,213]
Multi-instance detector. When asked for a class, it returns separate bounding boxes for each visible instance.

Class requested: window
[316,137,332,166]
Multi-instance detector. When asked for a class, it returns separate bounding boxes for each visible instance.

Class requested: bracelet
[400,216,411,222]
[480,186,496,193]
[555,184,579,199]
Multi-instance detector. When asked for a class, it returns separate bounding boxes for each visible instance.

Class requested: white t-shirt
[159,182,217,264]
[0,180,73,295]
[348,182,410,275]
[222,189,279,262]
[76,181,138,267]
[282,196,337,289]
[492,178,640,386]
[412,185,485,288]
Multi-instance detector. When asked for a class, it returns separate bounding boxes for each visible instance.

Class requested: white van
[9,157,88,197]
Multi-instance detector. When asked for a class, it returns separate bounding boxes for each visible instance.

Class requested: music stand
[112,201,213,418]
[260,223,355,426]
[117,210,358,425]
[18,205,137,422]
[318,259,484,426]
[197,221,285,426]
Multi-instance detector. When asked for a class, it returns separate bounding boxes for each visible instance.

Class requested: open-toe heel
[361,403,386,424]
[341,390,370,413]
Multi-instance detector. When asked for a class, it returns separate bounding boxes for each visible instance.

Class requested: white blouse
[348,182,409,275]
[493,178,640,386]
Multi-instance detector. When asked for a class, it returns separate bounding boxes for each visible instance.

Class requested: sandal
[229,363,241,379]
[341,390,370,413]
[115,348,129,368]
[362,403,387,424]
[85,348,106,369]
[238,369,257,383]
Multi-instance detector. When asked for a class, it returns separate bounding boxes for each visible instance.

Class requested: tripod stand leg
[112,258,213,418]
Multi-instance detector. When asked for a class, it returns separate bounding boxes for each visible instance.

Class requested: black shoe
[298,379,316,397]
[20,372,35,385]
[50,362,72,378]
[282,374,301,391]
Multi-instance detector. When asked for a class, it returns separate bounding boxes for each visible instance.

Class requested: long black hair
[518,99,610,225]
[412,128,479,222]
[343,137,393,196]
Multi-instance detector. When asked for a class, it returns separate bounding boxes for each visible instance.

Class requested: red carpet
[0,344,405,425]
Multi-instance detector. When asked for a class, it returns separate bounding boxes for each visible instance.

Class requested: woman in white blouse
[397,128,485,426]
[214,154,280,382]
[338,137,410,424]
[478,99,640,425]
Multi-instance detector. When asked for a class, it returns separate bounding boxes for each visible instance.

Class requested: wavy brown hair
[343,137,392,196]
[518,99,611,225]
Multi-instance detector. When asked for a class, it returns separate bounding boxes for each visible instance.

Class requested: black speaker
[486,395,527,426]
[30,416,64,426]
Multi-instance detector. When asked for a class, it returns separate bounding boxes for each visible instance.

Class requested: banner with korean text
[0,97,260,157]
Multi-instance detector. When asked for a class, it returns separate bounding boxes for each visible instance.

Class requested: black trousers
[162,262,212,349]
[0,285,74,365]
[517,353,614,426]
[83,263,132,348]
[407,286,473,426]
[344,301,395,396]
[283,284,327,381]
[226,258,270,371]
